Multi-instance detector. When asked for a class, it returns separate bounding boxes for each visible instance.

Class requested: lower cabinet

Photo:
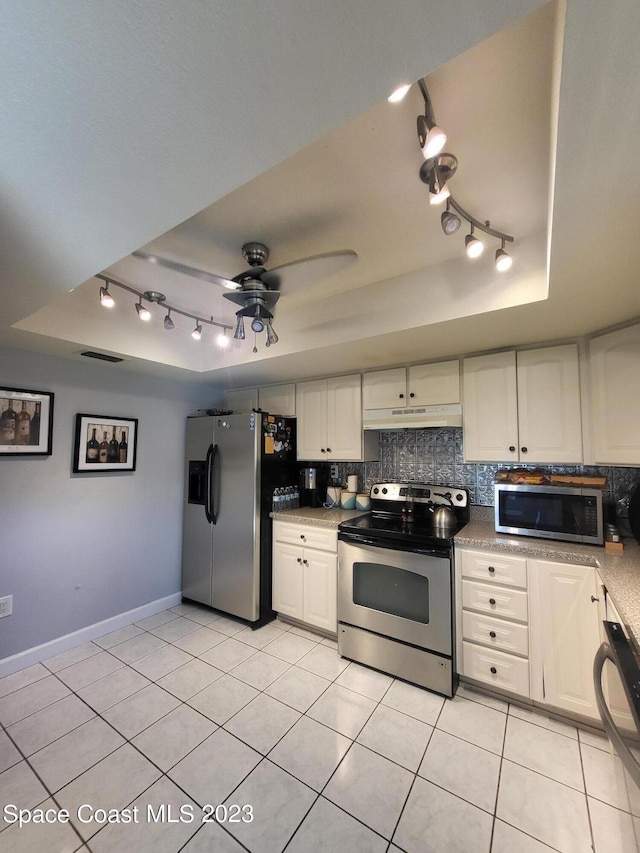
[456,547,603,721]
[272,521,337,633]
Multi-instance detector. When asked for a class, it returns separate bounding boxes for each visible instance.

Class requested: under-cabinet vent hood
[363,404,463,430]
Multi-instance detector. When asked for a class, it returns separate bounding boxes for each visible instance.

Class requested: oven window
[353,562,429,623]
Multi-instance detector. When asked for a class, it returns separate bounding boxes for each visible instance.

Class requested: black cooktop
[338,511,467,548]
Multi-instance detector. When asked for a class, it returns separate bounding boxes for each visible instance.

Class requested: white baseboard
[0,592,183,678]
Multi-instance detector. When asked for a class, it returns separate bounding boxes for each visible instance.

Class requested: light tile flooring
[1,604,639,852]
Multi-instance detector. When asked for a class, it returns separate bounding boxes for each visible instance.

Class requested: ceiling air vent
[79,351,124,363]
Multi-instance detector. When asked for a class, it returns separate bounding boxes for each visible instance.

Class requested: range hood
[363,403,463,430]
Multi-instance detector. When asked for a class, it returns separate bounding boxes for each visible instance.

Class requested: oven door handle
[338,532,449,559]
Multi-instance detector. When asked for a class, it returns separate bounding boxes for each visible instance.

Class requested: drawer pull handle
[490,666,497,675]
[488,566,495,573]
[489,630,497,638]
[489,598,497,606]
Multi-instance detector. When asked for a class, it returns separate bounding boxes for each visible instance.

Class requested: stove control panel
[370,482,468,507]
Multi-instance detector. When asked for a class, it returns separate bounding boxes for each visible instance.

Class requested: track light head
[417,114,447,159]
[441,201,461,235]
[234,314,245,340]
[495,241,513,272]
[135,301,151,321]
[465,225,484,259]
[429,183,450,205]
[163,310,175,330]
[191,322,202,341]
[99,285,115,308]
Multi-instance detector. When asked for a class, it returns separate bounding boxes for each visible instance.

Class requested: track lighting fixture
[135,300,151,321]
[465,225,484,259]
[95,274,230,347]
[99,283,115,308]
[495,239,513,272]
[234,315,245,340]
[410,76,515,268]
[441,199,461,235]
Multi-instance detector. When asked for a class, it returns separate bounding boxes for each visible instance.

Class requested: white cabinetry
[296,374,377,461]
[225,387,258,413]
[462,344,582,463]
[259,383,296,417]
[589,323,640,464]
[529,558,601,720]
[362,360,459,409]
[272,521,337,633]
[457,548,530,697]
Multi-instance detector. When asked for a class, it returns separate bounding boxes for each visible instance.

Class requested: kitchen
[2,0,640,851]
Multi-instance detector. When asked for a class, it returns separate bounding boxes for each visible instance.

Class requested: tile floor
[1,603,639,852]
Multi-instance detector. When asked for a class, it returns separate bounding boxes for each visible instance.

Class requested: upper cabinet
[589,324,640,465]
[225,387,258,413]
[296,374,378,462]
[258,383,296,417]
[362,360,460,409]
[462,344,582,463]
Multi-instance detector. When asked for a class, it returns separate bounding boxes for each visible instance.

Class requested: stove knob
[382,487,388,494]
[455,493,463,502]
[373,487,379,495]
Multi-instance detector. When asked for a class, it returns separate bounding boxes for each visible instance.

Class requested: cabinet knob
[521,446,528,453]
[326,448,332,453]
[303,559,308,565]
[321,448,326,453]
[488,566,495,574]
[489,631,497,639]
[300,534,305,540]
[489,598,497,606]
[409,392,415,398]
[399,393,404,399]
[297,557,302,564]
[591,595,600,603]
[490,666,497,675]
[508,445,516,452]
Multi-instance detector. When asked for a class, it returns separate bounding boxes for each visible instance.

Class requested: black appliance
[337,482,469,697]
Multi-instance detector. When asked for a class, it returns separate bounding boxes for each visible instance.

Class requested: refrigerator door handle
[204,444,213,524]
[210,443,219,525]
[593,633,640,789]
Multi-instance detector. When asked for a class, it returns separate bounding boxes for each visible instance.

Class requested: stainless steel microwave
[494,483,604,545]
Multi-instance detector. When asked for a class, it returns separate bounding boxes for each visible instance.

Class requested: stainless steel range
[337,482,469,697]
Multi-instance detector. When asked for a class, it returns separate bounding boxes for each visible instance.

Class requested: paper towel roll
[347,475,358,493]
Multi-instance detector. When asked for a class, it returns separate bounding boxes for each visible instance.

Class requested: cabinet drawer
[462,641,530,697]
[459,549,527,588]
[273,522,337,553]
[462,610,529,657]
[462,580,528,623]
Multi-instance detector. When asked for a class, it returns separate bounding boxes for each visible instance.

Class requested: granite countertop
[270,507,368,528]
[456,521,640,644]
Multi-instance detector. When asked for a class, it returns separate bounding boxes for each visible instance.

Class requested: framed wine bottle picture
[0,387,54,456]
[73,414,138,473]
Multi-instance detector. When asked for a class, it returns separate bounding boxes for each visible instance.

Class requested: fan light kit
[395,78,514,271]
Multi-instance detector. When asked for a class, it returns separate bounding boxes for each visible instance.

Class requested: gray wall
[0,347,218,659]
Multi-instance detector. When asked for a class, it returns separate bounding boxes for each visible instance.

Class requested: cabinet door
[226,387,258,413]
[517,345,582,463]
[296,380,327,460]
[529,559,601,720]
[303,551,338,632]
[408,360,460,405]
[272,543,304,620]
[590,324,640,464]
[362,368,407,409]
[259,383,296,417]
[326,374,363,461]
[462,351,518,462]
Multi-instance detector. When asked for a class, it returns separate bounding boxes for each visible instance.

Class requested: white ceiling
[3,0,640,390]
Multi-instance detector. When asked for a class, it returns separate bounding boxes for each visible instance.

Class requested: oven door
[337,536,451,656]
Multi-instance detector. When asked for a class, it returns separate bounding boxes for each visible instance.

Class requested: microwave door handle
[593,641,640,789]
[210,443,219,525]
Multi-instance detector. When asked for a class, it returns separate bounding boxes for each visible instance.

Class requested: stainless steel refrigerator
[181,412,297,626]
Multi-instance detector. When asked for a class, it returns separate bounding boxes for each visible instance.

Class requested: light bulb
[388,83,411,103]
[429,184,450,205]
[495,247,513,271]
[99,286,114,308]
[422,125,446,159]
[136,301,151,321]
[217,331,229,348]
[465,228,484,259]
[192,323,202,341]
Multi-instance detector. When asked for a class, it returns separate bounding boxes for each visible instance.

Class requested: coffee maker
[300,466,327,508]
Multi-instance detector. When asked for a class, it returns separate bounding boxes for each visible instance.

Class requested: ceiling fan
[133,242,357,346]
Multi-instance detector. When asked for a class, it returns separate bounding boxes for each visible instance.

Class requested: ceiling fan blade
[133,251,241,290]
[260,250,358,289]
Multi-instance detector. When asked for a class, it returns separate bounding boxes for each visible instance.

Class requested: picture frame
[0,387,54,456]
[73,414,138,473]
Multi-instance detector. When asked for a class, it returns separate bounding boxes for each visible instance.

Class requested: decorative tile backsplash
[330,428,640,516]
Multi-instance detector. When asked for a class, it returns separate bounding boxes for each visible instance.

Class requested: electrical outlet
[0,595,13,618]
[330,463,339,479]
